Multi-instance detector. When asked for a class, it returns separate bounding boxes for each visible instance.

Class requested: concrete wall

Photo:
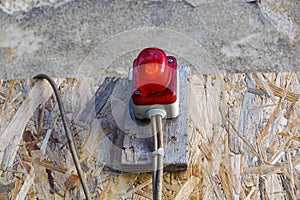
[0,0,299,79]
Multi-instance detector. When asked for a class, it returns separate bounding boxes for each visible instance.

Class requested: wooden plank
[121,67,190,172]
[79,67,190,172]
[79,77,123,171]
[78,77,120,123]
[0,78,62,170]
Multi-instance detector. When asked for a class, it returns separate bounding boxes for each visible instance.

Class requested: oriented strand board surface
[0,72,300,199]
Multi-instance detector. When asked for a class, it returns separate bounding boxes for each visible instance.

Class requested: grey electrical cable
[34,74,91,200]
[156,115,164,200]
[150,114,164,200]
[151,115,158,199]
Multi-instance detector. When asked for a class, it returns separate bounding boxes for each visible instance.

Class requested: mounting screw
[134,90,141,96]
[168,58,174,63]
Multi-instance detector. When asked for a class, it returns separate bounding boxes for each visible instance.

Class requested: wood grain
[0,71,299,199]
[0,78,62,170]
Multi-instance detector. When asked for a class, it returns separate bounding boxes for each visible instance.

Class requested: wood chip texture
[0,72,300,199]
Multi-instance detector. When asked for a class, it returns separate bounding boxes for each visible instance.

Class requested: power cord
[151,115,158,198]
[34,74,91,200]
[149,109,165,200]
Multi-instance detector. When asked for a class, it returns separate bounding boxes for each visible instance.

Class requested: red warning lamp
[131,48,179,119]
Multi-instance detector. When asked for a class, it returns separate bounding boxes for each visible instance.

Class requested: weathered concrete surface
[0,0,299,79]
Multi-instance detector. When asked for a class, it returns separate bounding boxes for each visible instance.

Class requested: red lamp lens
[139,63,164,80]
[135,48,171,91]
[132,48,177,105]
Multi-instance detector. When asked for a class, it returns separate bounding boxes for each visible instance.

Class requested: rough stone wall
[0,0,299,79]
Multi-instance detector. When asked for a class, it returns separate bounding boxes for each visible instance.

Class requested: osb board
[0,72,300,199]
